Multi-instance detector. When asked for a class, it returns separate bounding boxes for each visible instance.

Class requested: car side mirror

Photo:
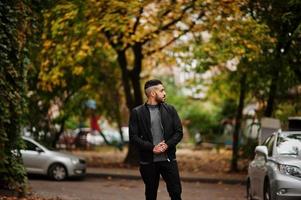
[35,147,44,153]
[255,146,268,157]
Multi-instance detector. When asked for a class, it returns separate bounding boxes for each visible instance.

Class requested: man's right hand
[153,140,168,154]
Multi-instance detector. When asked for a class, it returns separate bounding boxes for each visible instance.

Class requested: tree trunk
[231,73,247,172]
[265,38,284,117]
[115,48,141,165]
[264,57,281,117]
[264,72,278,117]
[117,50,135,110]
[130,43,143,106]
[124,43,144,165]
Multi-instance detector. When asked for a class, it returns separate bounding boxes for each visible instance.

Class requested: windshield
[276,133,301,156]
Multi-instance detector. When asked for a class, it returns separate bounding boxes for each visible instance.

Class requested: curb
[87,172,141,181]
[86,172,246,185]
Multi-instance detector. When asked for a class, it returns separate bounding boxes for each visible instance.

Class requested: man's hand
[158,140,168,152]
[153,145,162,154]
[153,140,168,154]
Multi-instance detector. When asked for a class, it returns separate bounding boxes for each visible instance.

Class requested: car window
[266,136,275,157]
[276,133,301,155]
[262,136,271,146]
[24,140,38,151]
[262,136,273,156]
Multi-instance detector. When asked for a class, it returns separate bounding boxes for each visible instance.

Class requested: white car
[21,136,86,180]
[247,131,301,200]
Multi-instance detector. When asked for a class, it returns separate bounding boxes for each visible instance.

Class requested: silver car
[247,131,301,200]
[21,136,86,181]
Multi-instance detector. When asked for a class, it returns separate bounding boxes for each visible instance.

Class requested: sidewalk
[86,167,246,185]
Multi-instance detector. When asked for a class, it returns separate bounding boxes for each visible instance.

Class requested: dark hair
[144,79,162,90]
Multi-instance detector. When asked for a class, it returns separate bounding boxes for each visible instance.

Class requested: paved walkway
[87,167,246,185]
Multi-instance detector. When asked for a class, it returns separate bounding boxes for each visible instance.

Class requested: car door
[21,139,48,174]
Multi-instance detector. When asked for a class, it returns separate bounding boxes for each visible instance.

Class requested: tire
[48,163,67,181]
[246,179,253,200]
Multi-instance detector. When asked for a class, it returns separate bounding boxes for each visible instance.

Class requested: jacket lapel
[142,104,153,142]
[159,104,166,138]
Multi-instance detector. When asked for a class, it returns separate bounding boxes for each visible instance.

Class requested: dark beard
[155,95,165,103]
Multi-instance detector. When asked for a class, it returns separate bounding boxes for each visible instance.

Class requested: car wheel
[246,179,253,200]
[48,163,67,181]
[264,179,271,200]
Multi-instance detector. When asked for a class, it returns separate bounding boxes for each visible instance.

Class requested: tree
[248,0,301,116]
[0,0,33,194]
[178,0,274,171]
[184,0,301,170]
[27,1,122,148]
[94,0,207,164]
[0,0,59,194]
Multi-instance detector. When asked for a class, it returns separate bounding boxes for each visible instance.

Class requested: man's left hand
[158,141,168,152]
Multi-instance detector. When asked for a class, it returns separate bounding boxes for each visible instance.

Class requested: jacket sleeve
[129,108,154,151]
[165,106,183,148]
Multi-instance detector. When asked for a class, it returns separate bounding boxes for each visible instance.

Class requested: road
[28,176,245,200]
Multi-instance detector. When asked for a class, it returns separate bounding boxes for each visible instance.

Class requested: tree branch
[140,0,197,45]
[131,6,144,36]
[103,30,129,51]
[145,30,188,56]
[145,11,204,56]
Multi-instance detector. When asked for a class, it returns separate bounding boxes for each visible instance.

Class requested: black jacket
[129,103,183,163]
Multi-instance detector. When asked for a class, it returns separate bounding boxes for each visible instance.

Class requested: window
[262,135,275,157]
[24,140,38,151]
[266,136,275,157]
[262,136,270,146]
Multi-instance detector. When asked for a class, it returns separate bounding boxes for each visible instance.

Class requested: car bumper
[67,163,86,177]
[273,173,301,200]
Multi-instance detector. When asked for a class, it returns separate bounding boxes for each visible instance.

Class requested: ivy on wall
[0,0,32,194]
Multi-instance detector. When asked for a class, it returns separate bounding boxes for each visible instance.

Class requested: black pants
[139,160,182,200]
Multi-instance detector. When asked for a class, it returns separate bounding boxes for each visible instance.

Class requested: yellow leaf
[76,50,87,60]
[43,40,52,50]
[73,65,84,75]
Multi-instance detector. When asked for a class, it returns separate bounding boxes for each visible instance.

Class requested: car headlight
[71,158,79,165]
[278,164,301,178]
